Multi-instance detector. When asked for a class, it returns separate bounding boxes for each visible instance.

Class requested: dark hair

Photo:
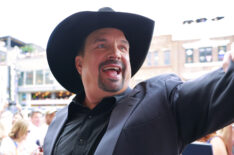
[77,37,86,56]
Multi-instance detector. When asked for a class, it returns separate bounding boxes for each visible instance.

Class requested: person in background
[0,101,22,135]
[0,102,13,140]
[31,109,57,155]
[30,111,43,127]
[12,112,24,125]
[216,125,232,155]
[27,110,47,153]
[0,121,5,146]
[45,108,57,126]
[0,119,32,155]
[197,129,229,155]
[232,124,234,155]
[0,102,9,117]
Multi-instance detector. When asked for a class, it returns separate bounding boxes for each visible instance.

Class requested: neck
[14,138,22,143]
[83,86,128,109]
[83,96,102,109]
[83,92,117,109]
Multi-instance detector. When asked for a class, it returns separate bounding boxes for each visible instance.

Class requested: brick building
[131,16,234,86]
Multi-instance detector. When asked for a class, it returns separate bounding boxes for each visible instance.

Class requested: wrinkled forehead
[85,27,129,44]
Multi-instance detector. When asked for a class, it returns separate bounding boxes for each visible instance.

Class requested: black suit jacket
[44,63,234,155]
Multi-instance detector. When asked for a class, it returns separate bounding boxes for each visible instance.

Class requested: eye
[119,45,128,52]
[97,44,105,48]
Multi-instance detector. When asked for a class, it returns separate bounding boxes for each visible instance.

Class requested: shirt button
[88,115,92,119]
[79,138,84,144]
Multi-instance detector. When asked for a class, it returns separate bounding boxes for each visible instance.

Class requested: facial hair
[98,60,125,92]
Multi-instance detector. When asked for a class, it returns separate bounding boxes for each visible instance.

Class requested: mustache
[99,60,125,71]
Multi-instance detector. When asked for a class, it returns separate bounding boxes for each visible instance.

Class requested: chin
[103,86,122,93]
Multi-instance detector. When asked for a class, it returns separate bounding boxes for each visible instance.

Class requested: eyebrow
[93,38,129,46]
[93,38,107,43]
[121,39,129,46]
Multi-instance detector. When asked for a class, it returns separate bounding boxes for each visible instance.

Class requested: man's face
[31,112,42,127]
[75,28,131,96]
[45,112,56,125]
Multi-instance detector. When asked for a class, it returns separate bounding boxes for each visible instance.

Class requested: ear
[75,56,83,75]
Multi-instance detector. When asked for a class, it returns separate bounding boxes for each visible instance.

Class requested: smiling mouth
[99,60,124,77]
[102,66,121,74]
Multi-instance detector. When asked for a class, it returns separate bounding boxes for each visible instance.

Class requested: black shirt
[53,89,131,155]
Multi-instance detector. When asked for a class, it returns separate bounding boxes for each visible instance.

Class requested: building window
[31,91,72,100]
[18,72,24,86]
[199,47,212,63]
[31,92,52,100]
[25,71,33,85]
[35,70,43,85]
[164,50,170,65]
[185,49,194,63]
[19,93,26,101]
[146,52,152,66]
[218,46,227,61]
[45,70,54,84]
[153,51,159,66]
[55,91,73,99]
[0,51,6,63]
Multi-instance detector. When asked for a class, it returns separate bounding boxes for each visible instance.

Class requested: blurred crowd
[197,125,233,155]
[0,101,57,155]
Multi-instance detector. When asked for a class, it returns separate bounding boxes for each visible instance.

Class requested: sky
[0,0,233,48]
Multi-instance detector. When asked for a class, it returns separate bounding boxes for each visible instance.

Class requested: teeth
[103,67,120,71]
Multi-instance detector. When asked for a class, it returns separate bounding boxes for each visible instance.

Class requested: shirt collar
[71,87,131,107]
[114,87,131,102]
[68,88,132,119]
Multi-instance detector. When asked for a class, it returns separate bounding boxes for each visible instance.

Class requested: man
[27,110,47,151]
[44,7,234,155]
[36,108,57,154]
[45,108,57,126]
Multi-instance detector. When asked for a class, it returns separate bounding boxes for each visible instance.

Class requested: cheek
[85,60,99,74]
[124,55,131,71]
[85,53,102,66]
[81,57,100,81]
[125,63,132,79]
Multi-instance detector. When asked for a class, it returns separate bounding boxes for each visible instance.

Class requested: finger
[230,43,234,61]
[222,51,231,72]
[231,50,234,61]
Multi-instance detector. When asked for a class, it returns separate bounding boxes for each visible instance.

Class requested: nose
[107,45,121,60]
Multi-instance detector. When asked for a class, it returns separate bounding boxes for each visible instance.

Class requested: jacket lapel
[94,88,141,155]
[44,106,68,155]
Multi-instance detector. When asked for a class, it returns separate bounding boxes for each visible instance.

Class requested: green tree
[21,44,35,53]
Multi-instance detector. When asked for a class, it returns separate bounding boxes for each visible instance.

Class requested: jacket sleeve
[169,61,234,145]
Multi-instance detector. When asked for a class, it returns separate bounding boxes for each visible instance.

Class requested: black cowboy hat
[46,7,154,93]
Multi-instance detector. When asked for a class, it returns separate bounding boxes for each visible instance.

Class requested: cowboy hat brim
[47,10,154,93]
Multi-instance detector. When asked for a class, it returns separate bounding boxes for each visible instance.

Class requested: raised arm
[173,49,234,145]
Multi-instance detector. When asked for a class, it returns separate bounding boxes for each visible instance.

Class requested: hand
[16,103,22,111]
[31,147,43,155]
[222,49,234,72]
[3,102,9,109]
